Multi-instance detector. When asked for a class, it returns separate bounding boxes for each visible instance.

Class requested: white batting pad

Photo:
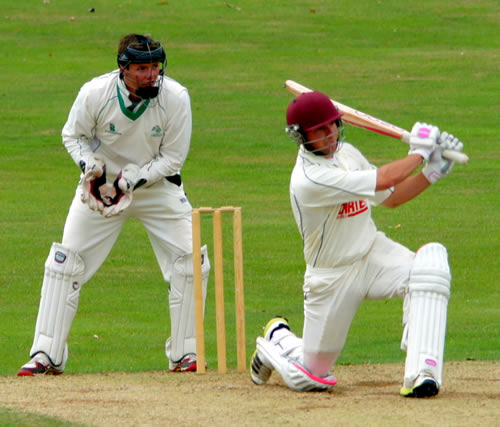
[31,242,85,368]
[403,243,451,389]
[256,338,336,392]
[166,245,210,365]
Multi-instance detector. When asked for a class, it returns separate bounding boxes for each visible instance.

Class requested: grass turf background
[0,0,498,386]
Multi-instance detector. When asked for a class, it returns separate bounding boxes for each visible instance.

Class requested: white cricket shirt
[62,70,192,185]
[290,144,392,268]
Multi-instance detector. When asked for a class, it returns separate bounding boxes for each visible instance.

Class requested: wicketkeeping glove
[422,131,464,184]
[409,122,440,162]
[102,164,141,217]
[80,154,108,213]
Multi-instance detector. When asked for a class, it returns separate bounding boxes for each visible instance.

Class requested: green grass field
[1,0,498,394]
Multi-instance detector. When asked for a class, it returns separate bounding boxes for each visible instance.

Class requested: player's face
[305,122,339,157]
[122,62,161,95]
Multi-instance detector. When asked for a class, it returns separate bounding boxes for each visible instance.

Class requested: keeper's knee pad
[166,245,210,363]
[402,242,451,388]
[31,243,85,368]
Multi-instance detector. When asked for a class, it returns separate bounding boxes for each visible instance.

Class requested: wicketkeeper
[18,33,210,376]
[250,91,464,397]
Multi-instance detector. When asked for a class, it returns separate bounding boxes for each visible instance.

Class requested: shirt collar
[298,145,340,166]
[117,77,142,108]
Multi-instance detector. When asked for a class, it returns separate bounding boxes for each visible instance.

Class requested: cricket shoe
[17,353,64,376]
[250,316,290,385]
[250,349,273,385]
[170,353,198,373]
[400,375,439,398]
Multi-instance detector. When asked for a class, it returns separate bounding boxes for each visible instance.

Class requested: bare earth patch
[1,361,498,426]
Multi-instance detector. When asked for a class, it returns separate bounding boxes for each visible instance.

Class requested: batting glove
[409,122,440,162]
[102,164,141,217]
[80,154,107,213]
[422,131,464,184]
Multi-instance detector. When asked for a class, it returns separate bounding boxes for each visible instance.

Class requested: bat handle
[442,149,469,164]
[401,131,469,165]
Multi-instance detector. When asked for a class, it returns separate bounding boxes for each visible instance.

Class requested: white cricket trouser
[303,232,414,358]
[62,179,192,284]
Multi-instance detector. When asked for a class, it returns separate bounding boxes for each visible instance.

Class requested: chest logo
[151,125,162,137]
[105,122,122,135]
[337,200,368,219]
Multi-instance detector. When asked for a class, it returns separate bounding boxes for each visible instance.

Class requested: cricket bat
[285,80,469,164]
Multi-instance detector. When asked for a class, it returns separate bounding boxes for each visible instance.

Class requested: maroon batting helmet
[286,91,342,132]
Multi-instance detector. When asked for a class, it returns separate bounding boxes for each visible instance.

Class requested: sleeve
[350,149,394,206]
[368,163,394,205]
[372,187,394,205]
[61,83,97,170]
[137,87,192,186]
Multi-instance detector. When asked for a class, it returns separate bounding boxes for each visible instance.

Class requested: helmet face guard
[286,121,345,156]
[117,36,167,99]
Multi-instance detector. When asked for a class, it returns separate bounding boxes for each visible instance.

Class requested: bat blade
[284,80,469,165]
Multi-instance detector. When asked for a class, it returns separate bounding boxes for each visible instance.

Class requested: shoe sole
[170,363,197,373]
[17,368,63,377]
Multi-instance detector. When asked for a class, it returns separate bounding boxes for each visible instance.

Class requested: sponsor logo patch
[337,200,369,219]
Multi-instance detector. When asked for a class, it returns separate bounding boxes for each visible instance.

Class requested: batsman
[18,33,210,376]
[251,91,464,397]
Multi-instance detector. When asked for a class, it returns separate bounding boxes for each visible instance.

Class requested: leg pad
[403,243,451,389]
[166,246,210,366]
[31,243,85,368]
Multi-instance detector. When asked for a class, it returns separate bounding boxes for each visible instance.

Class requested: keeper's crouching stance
[251,91,463,396]
[18,33,211,376]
